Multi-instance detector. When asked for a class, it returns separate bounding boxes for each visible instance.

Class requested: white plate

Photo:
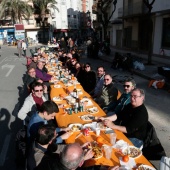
[80,115,95,121]
[83,123,95,131]
[53,96,62,102]
[81,98,93,106]
[54,84,61,88]
[68,123,83,132]
[138,165,156,170]
[86,107,99,114]
[97,122,110,130]
[122,146,142,159]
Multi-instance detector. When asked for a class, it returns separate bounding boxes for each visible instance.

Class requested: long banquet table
[49,77,153,168]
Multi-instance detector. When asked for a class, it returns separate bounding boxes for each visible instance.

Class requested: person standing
[17,39,22,57]
[22,40,27,57]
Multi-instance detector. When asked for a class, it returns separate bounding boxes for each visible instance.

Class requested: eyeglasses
[34,89,43,92]
[123,85,131,88]
[131,95,141,99]
[104,79,110,81]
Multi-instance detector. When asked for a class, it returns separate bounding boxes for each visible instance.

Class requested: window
[162,18,170,48]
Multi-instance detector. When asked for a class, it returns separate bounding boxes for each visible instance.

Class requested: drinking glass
[103,145,112,159]
[110,133,117,146]
[95,128,100,136]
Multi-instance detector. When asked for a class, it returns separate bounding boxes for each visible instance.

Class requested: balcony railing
[124,1,144,17]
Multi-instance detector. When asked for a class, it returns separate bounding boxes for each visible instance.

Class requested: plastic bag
[133,61,145,70]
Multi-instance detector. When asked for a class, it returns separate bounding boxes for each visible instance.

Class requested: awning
[14,24,25,32]
[61,29,67,32]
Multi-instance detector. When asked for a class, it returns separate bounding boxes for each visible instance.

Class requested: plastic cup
[103,145,112,159]
[95,128,100,136]
[110,133,117,146]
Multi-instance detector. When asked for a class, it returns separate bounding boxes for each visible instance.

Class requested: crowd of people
[16,37,165,170]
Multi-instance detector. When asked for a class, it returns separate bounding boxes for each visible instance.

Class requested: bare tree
[97,0,118,40]
[143,0,155,64]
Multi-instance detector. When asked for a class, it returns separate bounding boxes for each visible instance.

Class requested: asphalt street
[0,45,169,170]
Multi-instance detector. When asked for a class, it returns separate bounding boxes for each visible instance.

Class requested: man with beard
[102,88,148,147]
[104,78,136,116]
[90,66,105,98]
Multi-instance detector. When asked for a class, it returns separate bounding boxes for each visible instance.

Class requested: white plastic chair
[160,156,170,170]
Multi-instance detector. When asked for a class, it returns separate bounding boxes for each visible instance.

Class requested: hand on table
[83,148,94,160]
[60,131,72,140]
[103,119,115,129]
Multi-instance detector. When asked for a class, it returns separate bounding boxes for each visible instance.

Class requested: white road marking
[0,57,7,65]
[0,134,11,166]
[1,64,15,77]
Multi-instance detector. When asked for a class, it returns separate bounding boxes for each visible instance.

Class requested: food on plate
[86,107,98,114]
[97,122,107,130]
[53,96,62,102]
[70,125,81,132]
[80,115,95,121]
[91,146,103,159]
[138,165,156,170]
[123,146,142,158]
[122,155,129,162]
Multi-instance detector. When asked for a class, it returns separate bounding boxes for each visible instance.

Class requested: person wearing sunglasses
[95,74,118,108]
[104,78,136,116]
[18,82,47,122]
[81,63,96,93]
[102,88,148,148]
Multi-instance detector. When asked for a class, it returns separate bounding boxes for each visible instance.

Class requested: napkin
[113,140,129,150]
[119,157,136,169]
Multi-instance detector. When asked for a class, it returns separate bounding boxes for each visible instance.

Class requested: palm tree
[32,0,58,43]
[0,0,33,25]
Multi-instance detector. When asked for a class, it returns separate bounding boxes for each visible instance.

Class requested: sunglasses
[34,89,43,92]
[123,85,131,88]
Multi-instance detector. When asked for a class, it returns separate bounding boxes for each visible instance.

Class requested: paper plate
[80,115,95,121]
[54,84,61,88]
[122,146,142,159]
[138,165,156,170]
[53,96,62,102]
[68,123,83,132]
[86,107,99,114]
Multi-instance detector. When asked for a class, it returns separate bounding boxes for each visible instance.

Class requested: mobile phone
[105,129,115,134]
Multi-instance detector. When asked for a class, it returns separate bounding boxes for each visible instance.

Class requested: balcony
[124,1,144,18]
[34,14,50,19]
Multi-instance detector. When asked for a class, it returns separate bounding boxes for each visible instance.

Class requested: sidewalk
[98,47,170,82]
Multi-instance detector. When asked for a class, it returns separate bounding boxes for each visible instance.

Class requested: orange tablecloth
[50,81,153,168]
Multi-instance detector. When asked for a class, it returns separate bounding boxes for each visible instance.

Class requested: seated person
[25,67,37,92]
[90,66,105,98]
[36,61,53,82]
[95,74,118,108]
[81,63,96,94]
[104,78,136,116]
[36,142,119,170]
[27,124,65,170]
[18,82,47,121]
[29,55,38,69]
[27,100,71,143]
[102,88,148,147]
